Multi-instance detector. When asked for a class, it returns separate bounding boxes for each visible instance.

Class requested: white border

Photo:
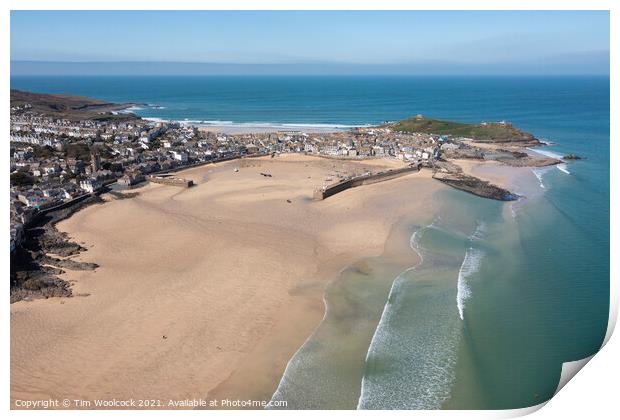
[3,2,617,419]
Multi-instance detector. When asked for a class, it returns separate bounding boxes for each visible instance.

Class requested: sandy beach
[453,158,546,198]
[11,154,444,408]
[194,123,355,134]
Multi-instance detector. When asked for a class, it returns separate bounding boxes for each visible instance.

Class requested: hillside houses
[10,110,445,255]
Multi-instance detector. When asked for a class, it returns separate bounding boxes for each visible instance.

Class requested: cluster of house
[10,112,449,253]
[10,114,175,154]
[300,128,442,161]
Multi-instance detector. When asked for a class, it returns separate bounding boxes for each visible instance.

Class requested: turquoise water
[11,76,609,409]
[359,198,501,410]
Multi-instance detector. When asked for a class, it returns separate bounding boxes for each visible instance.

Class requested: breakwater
[313,164,421,200]
[432,172,518,201]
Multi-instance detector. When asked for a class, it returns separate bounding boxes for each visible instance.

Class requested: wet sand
[452,159,540,192]
[11,154,443,408]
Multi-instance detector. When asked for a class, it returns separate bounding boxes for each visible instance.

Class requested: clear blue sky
[10,10,610,75]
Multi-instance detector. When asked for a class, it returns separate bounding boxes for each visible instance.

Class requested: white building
[80,179,102,193]
[172,151,188,163]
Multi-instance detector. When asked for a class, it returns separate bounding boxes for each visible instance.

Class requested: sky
[10,10,610,75]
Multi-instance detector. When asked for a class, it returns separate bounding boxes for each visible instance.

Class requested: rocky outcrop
[433,172,519,201]
[563,154,583,160]
[496,155,562,167]
[441,144,486,160]
[10,195,102,303]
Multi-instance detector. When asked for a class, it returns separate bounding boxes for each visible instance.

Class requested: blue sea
[11,75,610,409]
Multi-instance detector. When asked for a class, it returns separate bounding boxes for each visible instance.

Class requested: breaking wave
[456,247,484,320]
[358,222,463,409]
[527,147,571,175]
[456,222,486,320]
[527,147,564,160]
[531,167,554,189]
[557,163,571,174]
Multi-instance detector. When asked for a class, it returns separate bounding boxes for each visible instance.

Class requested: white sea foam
[178,119,208,125]
[357,227,426,408]
[358,224,458,410]
[538,138,556,146]
[532,168,547,189]
[527,147,564,160]
[126,112,368,132]
[207,121,364,129]
[527,147,572,176]
[456,247,484,321]
[200,120,235,125]
[142,117,168,123]
[267,282,332,409]
[281,122,370,129]
[409,227,426,263]
[117,105,144,114]
[557,163,571,174]
[470,220,487,241]
[358,220,489,409]
[455,222,486,320]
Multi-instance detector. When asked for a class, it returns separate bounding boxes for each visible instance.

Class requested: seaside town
[9,9,609,413]
[10,107,446,255]
[10,90,567,306]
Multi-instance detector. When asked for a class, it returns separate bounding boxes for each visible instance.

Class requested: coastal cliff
[11,90,141,121]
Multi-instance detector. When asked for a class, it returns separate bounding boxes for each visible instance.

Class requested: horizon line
[11,58,610,78]
[10,73,610,78]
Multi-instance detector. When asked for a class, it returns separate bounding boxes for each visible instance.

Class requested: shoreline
[10,148,551,304]
[10,87,567,406]
[195,122,357,134]
[138,119,362,134]
[268,217,428,409]
[10,154,442,408]
[9,77,606,410]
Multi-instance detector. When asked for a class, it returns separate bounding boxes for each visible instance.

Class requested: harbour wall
[314,164,421,200]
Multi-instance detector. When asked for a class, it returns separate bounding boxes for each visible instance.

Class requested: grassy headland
[386,115,538,143]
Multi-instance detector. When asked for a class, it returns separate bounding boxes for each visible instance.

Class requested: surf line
[456,222,486,321]
[356,225,428,409]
